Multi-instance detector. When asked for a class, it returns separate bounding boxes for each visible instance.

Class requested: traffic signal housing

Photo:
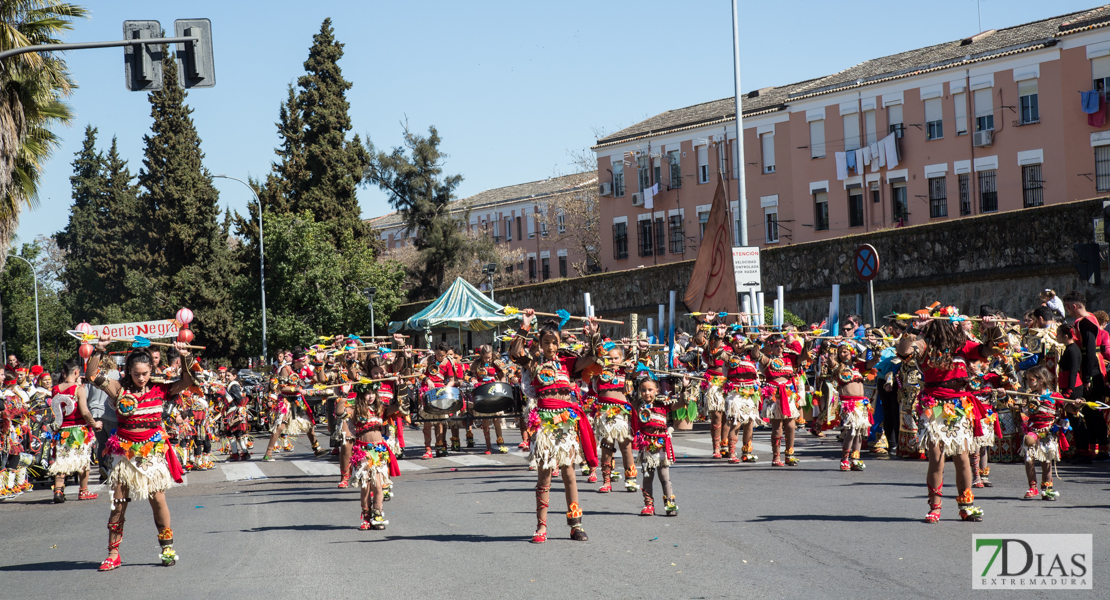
[174,19,215,88]
[122,20,163,91]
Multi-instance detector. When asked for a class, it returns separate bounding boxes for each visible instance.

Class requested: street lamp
[482,263,497,301]
[213,175,267,367]
[4,255,40,366]
[364,287,376,338]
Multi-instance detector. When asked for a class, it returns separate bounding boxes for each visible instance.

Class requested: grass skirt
[703,385,726,413]
[593,402,633,448]
[529,409,582,471]
[638,433,673,470]
[915,399,974,457]
[352,445,392,489]
[108,452,173,500]
[1021,430,1060,463]
[47,426,93,476]
[725,386,760,425]
[761,382,801,420]
[838,397,871,437]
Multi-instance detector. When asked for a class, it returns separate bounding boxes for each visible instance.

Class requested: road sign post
[853,244,880,325]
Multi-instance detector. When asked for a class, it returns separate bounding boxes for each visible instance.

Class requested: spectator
[86,355,118,483]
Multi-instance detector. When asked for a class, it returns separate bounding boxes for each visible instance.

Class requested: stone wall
[390,198,1109,347]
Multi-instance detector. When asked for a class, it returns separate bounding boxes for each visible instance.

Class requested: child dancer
[633,376,678,516]
[1019,364,1065,501]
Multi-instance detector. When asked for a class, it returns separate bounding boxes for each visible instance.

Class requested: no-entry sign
[853,244,879,282]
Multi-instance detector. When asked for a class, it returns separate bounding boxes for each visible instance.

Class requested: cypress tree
[137,52,238,359]
[292,18,370,245]
[56,125,107,322]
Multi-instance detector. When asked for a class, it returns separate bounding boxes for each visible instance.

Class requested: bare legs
[534,464,584,540]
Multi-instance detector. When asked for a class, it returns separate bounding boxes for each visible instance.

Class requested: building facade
[592,6,1110,270]
[369,171,598,285]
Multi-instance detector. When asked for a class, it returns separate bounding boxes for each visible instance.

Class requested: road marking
[397,461,427,472]
[63,484,106,495]
[670,444,712,457]
[221,462,267,481]
[291,461,339,476]
[443,455,501,467]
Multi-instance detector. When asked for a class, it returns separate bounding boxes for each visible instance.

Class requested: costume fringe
[352,454,392,489]
[916,410,974,456]
[107,454,174,500]
[593,411,633,447]
[724,390,760,425]
[1022,434,1060,463]
[704,386,726,413]
[283,417,314,436]
[973,426,996,451]
[529,425,582,471]
[839,403,871,437]
[47,444,92,476]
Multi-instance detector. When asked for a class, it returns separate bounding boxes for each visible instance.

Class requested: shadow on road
[747,513,920,523]
[335,533,523,544]
[238,524,353,533]
[0,560,101,572]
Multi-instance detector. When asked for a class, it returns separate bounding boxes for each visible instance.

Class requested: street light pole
[5,255,41,366]
[214,175,267,366]
[364,287,377,338]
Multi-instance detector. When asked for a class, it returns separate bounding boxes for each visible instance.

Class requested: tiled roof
[368,171,598,230]
[596,5,1108,148]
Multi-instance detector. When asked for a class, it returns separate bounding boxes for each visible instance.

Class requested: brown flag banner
[683,173,739,315]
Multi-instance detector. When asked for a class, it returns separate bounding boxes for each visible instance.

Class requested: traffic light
[174,19,215,88]
[122,20,163,91]
[1074,243,1102,285]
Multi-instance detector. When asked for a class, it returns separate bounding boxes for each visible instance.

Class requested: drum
[471,382,515,416]
[422,387,462,415]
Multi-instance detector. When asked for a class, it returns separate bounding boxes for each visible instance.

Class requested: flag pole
[731,0,748,247]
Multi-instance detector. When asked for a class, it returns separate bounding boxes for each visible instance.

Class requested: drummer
[448,347,474,451]
[420,342,459,459]
[468,345,509,454]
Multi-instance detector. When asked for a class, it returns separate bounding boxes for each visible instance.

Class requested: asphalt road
[1,423,1107,600]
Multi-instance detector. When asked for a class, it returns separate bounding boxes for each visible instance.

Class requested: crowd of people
[1,287,1108,570]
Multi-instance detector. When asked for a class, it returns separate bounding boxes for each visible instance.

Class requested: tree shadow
[748,513,921,523]
[236,523,354,533]
[335,533,525,544]
[0,560,101,572]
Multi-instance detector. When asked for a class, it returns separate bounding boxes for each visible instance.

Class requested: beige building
[369,171,598,285]
[593,5,1110,270]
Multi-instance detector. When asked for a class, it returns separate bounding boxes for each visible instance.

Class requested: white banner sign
[77,319,180,340]
[732,247,761,292]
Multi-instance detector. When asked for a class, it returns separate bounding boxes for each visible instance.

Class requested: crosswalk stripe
[63,484,106,495]
[443,455,501,467]
[221,462,267,481]
[291,461,339,476]
[397,461,427,472]
[671,444,712,457]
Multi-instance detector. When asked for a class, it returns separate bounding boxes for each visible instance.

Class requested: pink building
[593,6,1110,269]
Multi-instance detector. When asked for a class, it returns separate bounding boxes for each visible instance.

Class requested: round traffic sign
[853,244,880,282]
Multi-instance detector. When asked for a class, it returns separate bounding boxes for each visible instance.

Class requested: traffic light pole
[0,36,198,60]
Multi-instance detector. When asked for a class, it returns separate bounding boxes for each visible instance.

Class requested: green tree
[137,51,238,359]
[365,124,464,300]
[0,1,87,268]
[292,18,371,245]
[55,125,107,320]
[0,241,72,370]
[234,211,404,357]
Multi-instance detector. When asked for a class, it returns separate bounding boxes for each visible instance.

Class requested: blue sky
[17,0,1101,245]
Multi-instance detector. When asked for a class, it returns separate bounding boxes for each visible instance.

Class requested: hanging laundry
[845,150,856,172]
[1090,95,1107,128]
[861,145,872,166]
[855,149,866,175]
[870,142,882,170]
[883,133,899,169]
[1082,90,1100,114]
[835,152,848,180]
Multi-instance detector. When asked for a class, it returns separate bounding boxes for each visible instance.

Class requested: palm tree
[0,1,87,267]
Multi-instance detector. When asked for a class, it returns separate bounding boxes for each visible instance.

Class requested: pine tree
[256,85,304,216]
[137,52,238,359]
[55,125,107,322]
[366,125,464,298]
[292,18,370,245]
